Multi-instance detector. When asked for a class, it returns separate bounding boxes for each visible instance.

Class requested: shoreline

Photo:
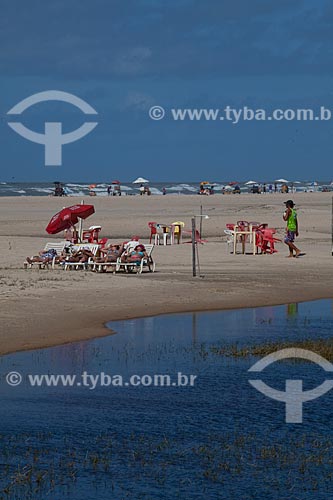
[1,193,332,356]
[1,274,332,357]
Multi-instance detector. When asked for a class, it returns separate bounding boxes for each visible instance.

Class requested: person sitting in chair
[120,244,147,265]
[96,244,121,263]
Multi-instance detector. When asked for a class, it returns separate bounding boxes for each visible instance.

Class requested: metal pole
[332,196,333,256]
[199,205,203,238]
[192,217,196,277]
[78,199,84,242]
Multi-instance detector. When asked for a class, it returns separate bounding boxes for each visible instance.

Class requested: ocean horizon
[0,180,331,197]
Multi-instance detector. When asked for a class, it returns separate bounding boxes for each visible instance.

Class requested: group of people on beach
[26,237,148,268]
[26,200,302,267]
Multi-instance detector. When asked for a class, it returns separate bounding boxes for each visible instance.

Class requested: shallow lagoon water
[0,300,333,499]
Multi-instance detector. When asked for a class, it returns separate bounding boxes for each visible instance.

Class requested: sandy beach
[0,192,332,355]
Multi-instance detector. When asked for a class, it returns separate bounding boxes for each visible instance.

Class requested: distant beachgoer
[283,200,301,258]
[139,184,145,195]
[162,187,166,195]
[107,185,112,196]
[263,183,267,193]
[269,184,273,193]
[274,183,277,193]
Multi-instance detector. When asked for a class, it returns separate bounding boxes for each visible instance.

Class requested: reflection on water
[0,299,332,500]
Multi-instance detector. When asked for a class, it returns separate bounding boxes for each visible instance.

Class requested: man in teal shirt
[283,200,301,258]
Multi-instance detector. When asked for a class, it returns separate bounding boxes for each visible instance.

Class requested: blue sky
[1,0,333,182]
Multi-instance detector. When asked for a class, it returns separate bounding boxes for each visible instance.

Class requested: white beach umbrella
[245,180,258,185]
[133,177,149,184]
[275,178,289,183]
[224,185,233,191]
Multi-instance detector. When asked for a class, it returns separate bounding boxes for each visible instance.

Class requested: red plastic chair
[98,237,108,249]
[256,228,280,254]
[82,226,102,243]
[148,222,159,244]
[182,229,207,244]
[237,220,249,230]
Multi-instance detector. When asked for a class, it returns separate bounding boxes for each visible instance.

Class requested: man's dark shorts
[284,230,295,244]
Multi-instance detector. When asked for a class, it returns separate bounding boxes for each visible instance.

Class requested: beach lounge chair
[24,241,68,269]
[63,244,100,270]
[116,244,155,274]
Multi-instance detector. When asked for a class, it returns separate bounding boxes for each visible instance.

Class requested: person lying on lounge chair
[26,248,58,265]
[95,244,121,263]
[65,248,95,263]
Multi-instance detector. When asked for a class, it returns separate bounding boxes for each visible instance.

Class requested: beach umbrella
[111,180,121,184]
[224,185,233,191]
[46,204,95,234]
[89,184,97,189]
[133,177,149,184]
[245,180,258,185]
[275,178,289,183]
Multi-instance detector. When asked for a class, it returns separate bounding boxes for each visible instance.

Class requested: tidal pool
[0,300,333,500]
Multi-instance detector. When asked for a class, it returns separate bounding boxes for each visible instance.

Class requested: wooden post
[199,205,203,238]
[192,217,196,277]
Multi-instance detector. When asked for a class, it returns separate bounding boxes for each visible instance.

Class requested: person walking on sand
[283,200,301,258]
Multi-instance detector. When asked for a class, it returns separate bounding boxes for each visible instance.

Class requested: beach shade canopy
[245,180,258,185]
[275,178,289,183]
[46,204,95,234]
[133,177,149,184]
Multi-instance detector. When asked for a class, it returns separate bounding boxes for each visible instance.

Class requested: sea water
[0,180,330,197]
[0,300,332,499]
